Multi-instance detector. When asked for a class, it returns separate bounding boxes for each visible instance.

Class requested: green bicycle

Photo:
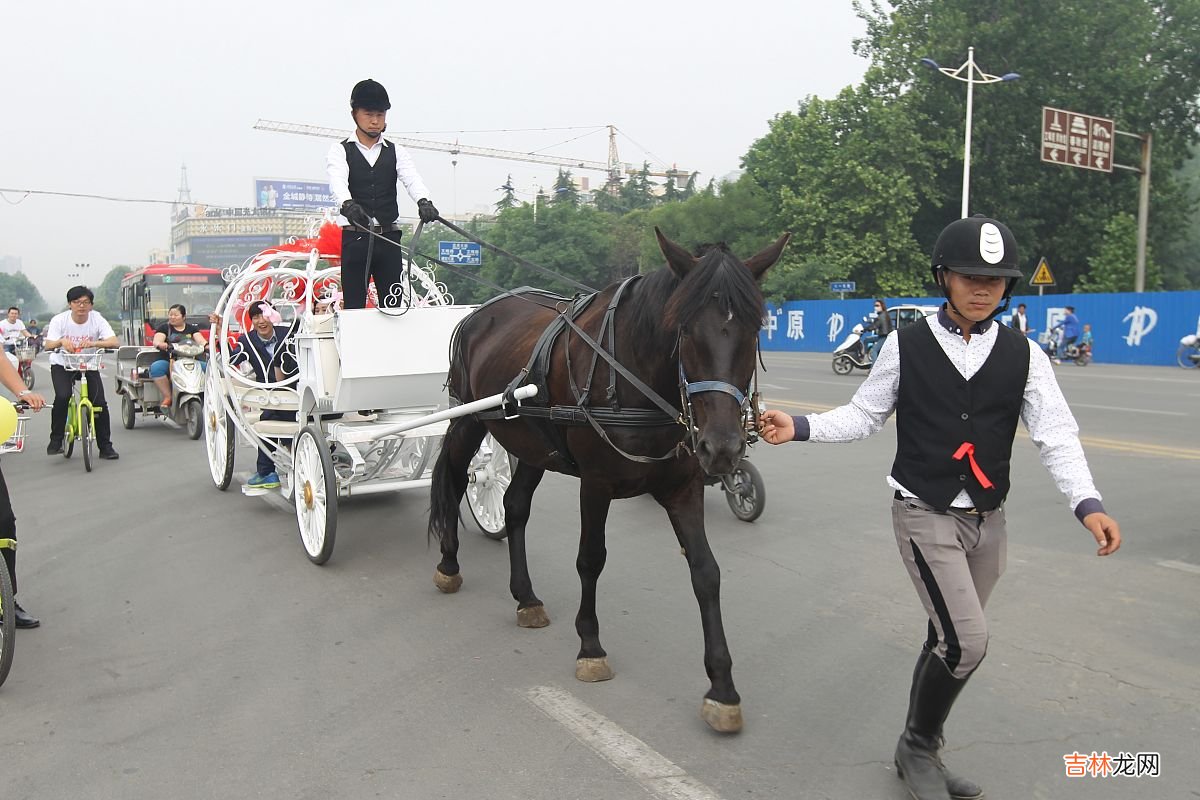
[59,350,108,473]
[0,405,30,687]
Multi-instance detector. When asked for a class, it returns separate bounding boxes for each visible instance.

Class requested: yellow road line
[763,398,1200,460]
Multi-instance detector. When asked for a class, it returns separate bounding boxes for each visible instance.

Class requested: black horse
[428,228,788,732]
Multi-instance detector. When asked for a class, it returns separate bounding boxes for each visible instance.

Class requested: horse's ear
[744,233,792,280]
[655,227,697,278]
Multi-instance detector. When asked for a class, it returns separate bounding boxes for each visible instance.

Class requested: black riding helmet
[350,79,390,111]
[930,215,1022,321]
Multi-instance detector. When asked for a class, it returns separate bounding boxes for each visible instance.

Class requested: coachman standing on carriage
[327,78,440,309]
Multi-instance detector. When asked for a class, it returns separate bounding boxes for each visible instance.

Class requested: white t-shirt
[0,319,26,344]
[46,310,116,367]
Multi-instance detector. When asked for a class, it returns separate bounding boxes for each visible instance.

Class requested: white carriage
[203,226,531,564]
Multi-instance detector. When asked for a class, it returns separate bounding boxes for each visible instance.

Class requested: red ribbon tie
[952,441,994,489]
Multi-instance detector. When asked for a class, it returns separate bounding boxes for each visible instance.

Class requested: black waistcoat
[890,320,1029,511]
[343,141,399,224]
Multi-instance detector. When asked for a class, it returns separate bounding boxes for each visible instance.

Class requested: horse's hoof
[575,657,614,682]
[700,698,743,733]
[434,569,462,594]
[517,605,550,628]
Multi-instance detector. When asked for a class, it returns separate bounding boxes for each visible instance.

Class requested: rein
[350,219,760,465]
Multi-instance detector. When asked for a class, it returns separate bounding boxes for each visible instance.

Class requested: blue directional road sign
[438,241,482,266]
[829,280,856,293]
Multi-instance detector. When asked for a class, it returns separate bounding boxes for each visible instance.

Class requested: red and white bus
[120,264,226,346]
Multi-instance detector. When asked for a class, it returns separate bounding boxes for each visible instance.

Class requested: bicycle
[14,342,36,390]
[58,350,109,473]
[0,404,30,687]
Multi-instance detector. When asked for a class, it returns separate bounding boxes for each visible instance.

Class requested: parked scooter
[831,318,878,375]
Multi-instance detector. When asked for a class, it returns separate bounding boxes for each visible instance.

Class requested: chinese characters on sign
[1041,107,1115,173]
[1063,750,1159,778]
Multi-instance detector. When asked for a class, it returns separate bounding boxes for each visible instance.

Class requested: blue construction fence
[761,291,1200,367]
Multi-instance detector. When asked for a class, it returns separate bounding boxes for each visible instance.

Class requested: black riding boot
[894,650,982,800]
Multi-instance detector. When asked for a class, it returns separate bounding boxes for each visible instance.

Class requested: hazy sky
[0,0,869,309]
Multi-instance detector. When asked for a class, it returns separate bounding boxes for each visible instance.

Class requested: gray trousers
[891,496,1007,678]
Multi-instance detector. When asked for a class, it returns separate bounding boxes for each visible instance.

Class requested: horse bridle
[676,333,761,457]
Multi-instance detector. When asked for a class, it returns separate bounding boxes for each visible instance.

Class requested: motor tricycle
[114,342,208,439]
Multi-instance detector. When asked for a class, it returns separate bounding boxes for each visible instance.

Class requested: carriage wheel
[204,389,235,490]
[121,394,136,429]
[723,460,766,523]
[294,425,337,565]
[465,433,513,540]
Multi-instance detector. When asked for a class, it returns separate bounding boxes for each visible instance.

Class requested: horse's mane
[629,243,765,339]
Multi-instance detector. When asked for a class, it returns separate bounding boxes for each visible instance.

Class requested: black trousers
[341,228,404,310]
[50,365,113,448]
[0,467,16,595]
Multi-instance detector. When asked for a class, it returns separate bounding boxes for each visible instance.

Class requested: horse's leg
[653,477,743,733]
[505,460,550,628]
[574,481,614,682]
[430,416,487,593]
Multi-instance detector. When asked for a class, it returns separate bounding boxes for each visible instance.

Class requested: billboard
[254,178,336,211]
[187,235,279,269]
[760,291,1200,367]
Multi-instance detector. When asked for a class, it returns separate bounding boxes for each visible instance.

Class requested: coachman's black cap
[350,79,390,111]
[931,215,1021,278]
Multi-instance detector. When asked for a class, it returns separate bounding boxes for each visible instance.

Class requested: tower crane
[253,120,693,192]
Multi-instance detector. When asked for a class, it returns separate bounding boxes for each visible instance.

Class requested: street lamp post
[921,48,1019,218]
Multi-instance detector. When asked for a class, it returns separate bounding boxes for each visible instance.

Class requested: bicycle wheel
[64,402,76,459]
[20,365,33,390]
[81,409,93,473]
[0,546,15,688]
[1177,343,1200,369]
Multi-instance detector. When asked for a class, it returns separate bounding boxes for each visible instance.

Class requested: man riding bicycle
[0,307,30,355]
[43,286,120,460]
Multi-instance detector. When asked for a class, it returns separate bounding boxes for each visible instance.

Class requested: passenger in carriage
[210,300,297,490]
[327,78,441,310]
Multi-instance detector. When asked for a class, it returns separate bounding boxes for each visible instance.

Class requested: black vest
[890,320,1029,511]
[343,140,399,224]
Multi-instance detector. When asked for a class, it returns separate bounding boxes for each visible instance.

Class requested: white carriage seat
[333,306,475,412]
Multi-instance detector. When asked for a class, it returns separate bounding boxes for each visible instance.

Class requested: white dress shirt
[326,135,432,226]
[804,313,1102,515]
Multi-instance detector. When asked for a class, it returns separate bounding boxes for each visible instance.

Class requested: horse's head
[656,228,790,476]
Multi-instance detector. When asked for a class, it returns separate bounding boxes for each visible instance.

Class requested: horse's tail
[428,419,462,546]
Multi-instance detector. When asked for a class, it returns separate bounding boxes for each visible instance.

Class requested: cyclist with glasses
[43,286,119,460]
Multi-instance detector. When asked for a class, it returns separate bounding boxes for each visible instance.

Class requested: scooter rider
[758,215,1121,800]
[327,78,440,310]
[150,303,206,414]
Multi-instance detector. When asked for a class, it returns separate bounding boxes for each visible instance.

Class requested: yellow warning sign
[1030,257,1056,286]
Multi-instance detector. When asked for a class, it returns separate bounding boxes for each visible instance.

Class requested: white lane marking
[1158,560,1200,576]
[1072,403,1185,417]
[523,685,725,800]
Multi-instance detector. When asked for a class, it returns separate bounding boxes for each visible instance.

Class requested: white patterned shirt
[795,311,1103,521]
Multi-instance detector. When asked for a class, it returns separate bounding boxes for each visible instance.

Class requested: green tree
[552,169,580,207]
[494,175,518,212]
[1076,212,1162,292]
[852,0,1200,291]
[93,265,130,317]
[743,84,934,298]
[0,273,49,318]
